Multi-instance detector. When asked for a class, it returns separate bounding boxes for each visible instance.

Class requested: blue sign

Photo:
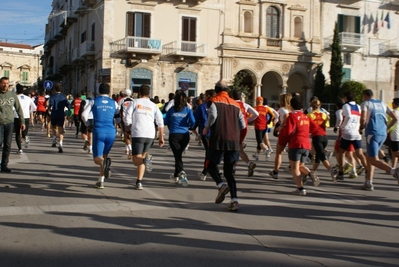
[44,80,53,90]
[180,82,189,91]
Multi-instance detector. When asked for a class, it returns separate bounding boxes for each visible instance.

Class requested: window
[182,17,197,52]
[81,31,86,43]
[342,68,351,82]
[91,23,95,41]
[244,11,253,33]
[338,14,360,33]
[266,6,280,38]
[343,53,352,65]
[127,12,151,37]
[22,71,29,84]
[294,17,302,38]
[3,70,9,78]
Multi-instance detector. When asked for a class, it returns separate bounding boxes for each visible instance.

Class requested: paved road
[1,126,398,267]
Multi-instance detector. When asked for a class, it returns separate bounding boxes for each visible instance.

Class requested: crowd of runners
[2,76,399,212]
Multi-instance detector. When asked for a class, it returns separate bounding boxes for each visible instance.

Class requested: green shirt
[0,90,25,125]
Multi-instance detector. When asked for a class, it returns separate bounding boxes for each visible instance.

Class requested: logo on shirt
[102,100,109,104]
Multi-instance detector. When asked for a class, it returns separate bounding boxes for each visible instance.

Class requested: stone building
[0,42,43,88]
[42,0,399,104]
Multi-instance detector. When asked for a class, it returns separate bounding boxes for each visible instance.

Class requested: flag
[368,13,374,33]
[374,12,379,34]
[381,11,384,27]
[362,13,369,33]
[384,12,391,29]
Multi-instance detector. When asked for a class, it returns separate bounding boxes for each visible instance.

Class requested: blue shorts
[366,135,386,157]
[92,131,116,158]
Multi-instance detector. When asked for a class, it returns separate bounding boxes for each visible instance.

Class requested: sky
[0,0,52,46]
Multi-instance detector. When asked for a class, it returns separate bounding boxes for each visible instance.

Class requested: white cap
[124,89,132,96]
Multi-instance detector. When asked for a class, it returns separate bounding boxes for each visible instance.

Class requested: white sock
[98,176,105,183]
[128,144,132,151]
[59,141,63,147]
[390,168,395,175]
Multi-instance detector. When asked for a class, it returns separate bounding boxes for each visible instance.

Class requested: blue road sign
[44,80,53,90]
[180,82,189,91]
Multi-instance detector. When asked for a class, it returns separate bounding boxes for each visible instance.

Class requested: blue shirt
[363,99,388,136]
[92,96,118,132]
[194,103,209,137]
[164,106,195,134]
[49,92,70,118]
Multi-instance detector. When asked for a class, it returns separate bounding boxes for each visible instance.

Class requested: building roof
[0,42,33,49]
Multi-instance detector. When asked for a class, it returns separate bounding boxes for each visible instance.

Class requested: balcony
[80,41,95,57]
[266,38,282,48]
[324,32,365,50]
[163,41,207,58]
[379,38,399,56]
[75,0,89,15]
[83,0,97,7]
[58,52,72,69]
[110,36,162,55]
[71,48,81,62]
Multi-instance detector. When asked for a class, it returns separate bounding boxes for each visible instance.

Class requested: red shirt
[73,97,82,115]
[254,105,274,130]
[279,110,311,149]
[36,95,47,112]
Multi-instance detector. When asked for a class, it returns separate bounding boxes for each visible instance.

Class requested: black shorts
[131,137,153,155]
[288,148,310,162]
[80,119,93,133]
[391,141,399,152]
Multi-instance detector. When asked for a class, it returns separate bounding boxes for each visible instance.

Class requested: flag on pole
[368,13,374,33]
[374,12,379,34]
[384,12,391,29]
[381,11,384,27]
[362,13,369,33]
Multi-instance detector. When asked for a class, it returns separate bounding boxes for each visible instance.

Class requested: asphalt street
[0,125,398,267]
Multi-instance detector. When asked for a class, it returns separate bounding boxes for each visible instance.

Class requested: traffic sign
[44,80,53,90]
[180,82,189,91]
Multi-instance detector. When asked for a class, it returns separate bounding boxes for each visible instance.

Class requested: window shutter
[182,17,189,41]
[127,13,134,36]
[189,18,196,42]
[338,14,344,32]
[143,13,151,38]
[355,16,361,33]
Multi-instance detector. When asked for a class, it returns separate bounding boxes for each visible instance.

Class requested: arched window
[244,11,253,33]
[294,17,302,38]
[266,6,279,38]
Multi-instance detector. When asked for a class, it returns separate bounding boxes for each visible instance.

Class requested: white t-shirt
[14,94,36,119]
[335,109,343,128]
[389,108,399,141]
[277,107,290,124]
[341,101,361,141]
[123,97,164,138]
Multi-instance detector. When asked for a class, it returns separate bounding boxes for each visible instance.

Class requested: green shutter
[4,70,9,78]
[342,68,351,82]
[355,16,361,33]
[338,14,344,32]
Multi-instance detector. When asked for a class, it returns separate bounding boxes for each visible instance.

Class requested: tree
[313,63,328,102]
[339,80,366,104]
[329,23,344,97]
[229,70,250,97]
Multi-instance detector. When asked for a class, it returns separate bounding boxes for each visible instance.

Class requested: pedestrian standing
[81,83,120,189]
[0,77,25,172]
[203,80,245,211]
[164,90,196,185]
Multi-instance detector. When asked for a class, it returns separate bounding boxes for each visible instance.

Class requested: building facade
[42,0,399,104]
[0,42,43,88]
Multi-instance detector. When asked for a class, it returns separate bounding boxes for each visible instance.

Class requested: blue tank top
[92,96,116,132]
[365,99,387,136]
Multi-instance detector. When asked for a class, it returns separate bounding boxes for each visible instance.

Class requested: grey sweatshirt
[0,90,25,125]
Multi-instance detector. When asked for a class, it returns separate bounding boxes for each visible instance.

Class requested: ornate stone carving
[255,61,264,71]
[282,64,290,73]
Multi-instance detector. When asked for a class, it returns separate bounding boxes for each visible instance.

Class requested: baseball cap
[124,89,132,96]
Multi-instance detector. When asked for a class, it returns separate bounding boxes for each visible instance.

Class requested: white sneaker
[198,172,207,181]
[24,137,30,148]
[17,150,23,154]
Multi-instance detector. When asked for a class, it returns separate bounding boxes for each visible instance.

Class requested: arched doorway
[130,68,153,97]
[234,69,256,106]
[261,71,283,107]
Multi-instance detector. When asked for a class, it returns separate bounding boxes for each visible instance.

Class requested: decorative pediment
[17,64,31,70]
[288,4,307,12]
[0,61,13,68]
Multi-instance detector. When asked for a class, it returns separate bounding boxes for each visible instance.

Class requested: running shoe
[170,174,179,184]
[252,153,259,161]
[17,150,23,154]
[291,188,307,196]
[356,166,365,175]
[83,140,89,151]
[265,149,272,161]
[215,183,230,203]
[310,171,320,187]
[104,158,111,179]
[198,172,207,181]
[302,174,308,185]
[343,163,353,175]
[135,182,143,190]
[95,181,104,189]
[183,145,190,154]
[326,150,334,160]
[24,136,30,148]
[247,162,256,177]
[348,172,358,179]
[51,141,57,147]
[127,151,132,160]
[227,201,239,211]
[394,167,399,183]
[361,182,374,191]
[330,168,338,181]
[58,146,63,153]
[269,170,278,179]
[145,154,153,172]
[180,171,189,187]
